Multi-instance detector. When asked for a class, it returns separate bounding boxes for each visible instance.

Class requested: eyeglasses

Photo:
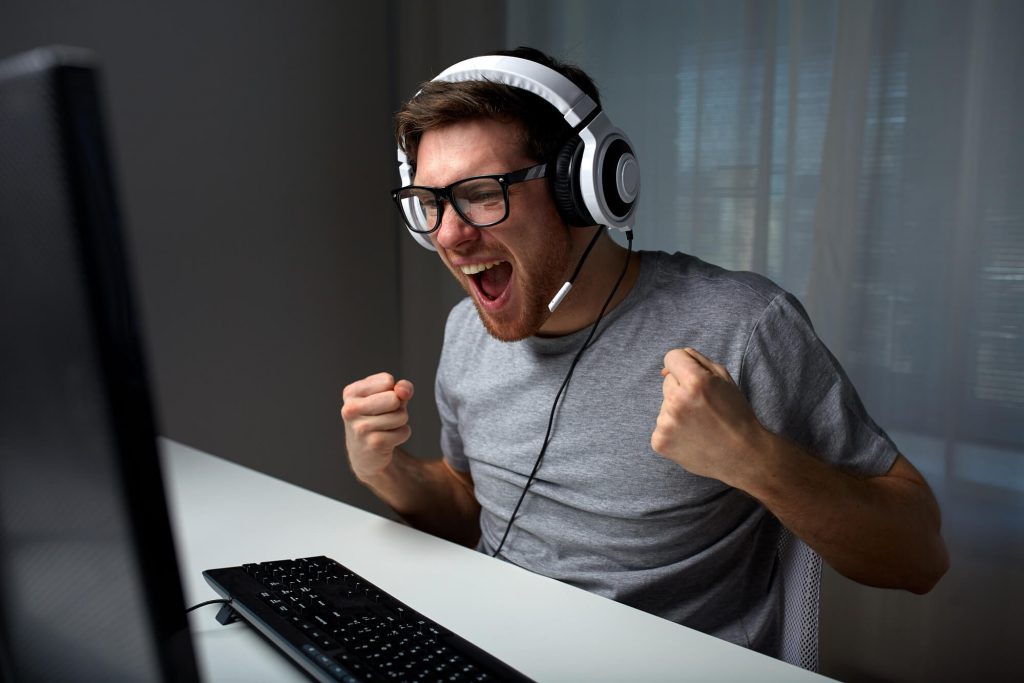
[391,163,547,234]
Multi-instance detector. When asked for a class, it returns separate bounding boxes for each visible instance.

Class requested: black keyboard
[203,556,535,683]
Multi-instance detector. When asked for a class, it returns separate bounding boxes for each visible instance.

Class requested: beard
[462,228,573,342]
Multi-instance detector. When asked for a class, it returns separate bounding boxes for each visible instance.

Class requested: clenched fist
[340,373,414,481]
[651,348,770,487]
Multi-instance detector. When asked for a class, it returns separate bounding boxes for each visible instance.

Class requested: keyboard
[202,556,535,683]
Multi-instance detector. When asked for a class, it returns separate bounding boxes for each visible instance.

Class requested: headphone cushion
[550,138,595,227]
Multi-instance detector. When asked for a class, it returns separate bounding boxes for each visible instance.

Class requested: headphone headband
[433,56,598,128]
[398,54,639,251]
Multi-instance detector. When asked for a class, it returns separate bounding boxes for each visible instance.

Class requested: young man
[340,47,948,656]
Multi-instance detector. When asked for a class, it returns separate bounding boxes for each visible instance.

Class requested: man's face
[415,118,573,341]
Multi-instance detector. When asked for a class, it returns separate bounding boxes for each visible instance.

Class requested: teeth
[460,260,503,275]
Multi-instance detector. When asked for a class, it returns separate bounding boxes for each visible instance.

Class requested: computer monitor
[0,46,200,681]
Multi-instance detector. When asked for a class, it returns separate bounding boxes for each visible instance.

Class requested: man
[341,47,948,656]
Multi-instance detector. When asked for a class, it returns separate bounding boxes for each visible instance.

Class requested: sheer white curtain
[507,1,1023,680]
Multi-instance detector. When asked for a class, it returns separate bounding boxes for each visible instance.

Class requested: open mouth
[461,260,513,304]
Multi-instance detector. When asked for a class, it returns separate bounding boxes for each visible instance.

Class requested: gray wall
[0,0,401,517]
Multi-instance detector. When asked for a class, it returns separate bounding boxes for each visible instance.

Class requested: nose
[433,202,480,251]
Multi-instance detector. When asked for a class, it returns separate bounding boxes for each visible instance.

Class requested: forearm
[740,434,948,593]
[356,448,481,548]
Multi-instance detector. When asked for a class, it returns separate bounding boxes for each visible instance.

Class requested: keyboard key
[326,662,348,681]
[309,629,337,650]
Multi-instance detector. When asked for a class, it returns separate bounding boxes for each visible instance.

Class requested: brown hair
[395,46,601,174]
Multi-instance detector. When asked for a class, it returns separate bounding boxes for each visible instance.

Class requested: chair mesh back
[777,526,823,671]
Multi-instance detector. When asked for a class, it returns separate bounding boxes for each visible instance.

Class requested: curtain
[507,1,1023,680]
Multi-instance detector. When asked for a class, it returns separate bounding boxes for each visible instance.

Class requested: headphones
[397,54,640,251]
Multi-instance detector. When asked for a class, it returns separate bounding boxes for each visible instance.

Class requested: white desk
[160,439,829,682]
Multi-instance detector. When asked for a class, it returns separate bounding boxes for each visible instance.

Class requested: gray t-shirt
[435,250,898,654]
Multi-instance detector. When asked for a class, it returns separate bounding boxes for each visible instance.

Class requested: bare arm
[740,444,946,592]
[341,373,481,547]
[653,348,949,593]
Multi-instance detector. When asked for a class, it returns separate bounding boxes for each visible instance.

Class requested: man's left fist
[651,347,769,486]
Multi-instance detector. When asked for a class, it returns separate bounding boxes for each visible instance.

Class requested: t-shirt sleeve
[436,307,470,473]
[739,292,899,476]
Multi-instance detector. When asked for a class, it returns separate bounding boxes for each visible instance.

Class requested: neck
[537,229,641,337]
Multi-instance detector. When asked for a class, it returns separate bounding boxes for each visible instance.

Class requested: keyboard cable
[185,598,232,614]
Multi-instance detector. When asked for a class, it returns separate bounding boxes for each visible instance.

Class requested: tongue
[479,262,512,300]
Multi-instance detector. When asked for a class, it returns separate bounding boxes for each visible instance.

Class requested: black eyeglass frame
[391,162,548,234]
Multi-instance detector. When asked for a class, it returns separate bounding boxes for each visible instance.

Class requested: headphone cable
[492,228,634,559]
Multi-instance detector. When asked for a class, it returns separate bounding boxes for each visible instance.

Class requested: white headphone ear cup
[576,119,640,229]
[409,229,436,251]
[396,152,436,250]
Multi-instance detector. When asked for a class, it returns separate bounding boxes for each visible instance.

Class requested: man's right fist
[340,373,414,480]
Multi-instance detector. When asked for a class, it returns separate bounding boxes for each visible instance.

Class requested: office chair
[777,526,823,671]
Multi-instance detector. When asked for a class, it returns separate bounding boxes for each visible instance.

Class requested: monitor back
[0,46,199,681]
